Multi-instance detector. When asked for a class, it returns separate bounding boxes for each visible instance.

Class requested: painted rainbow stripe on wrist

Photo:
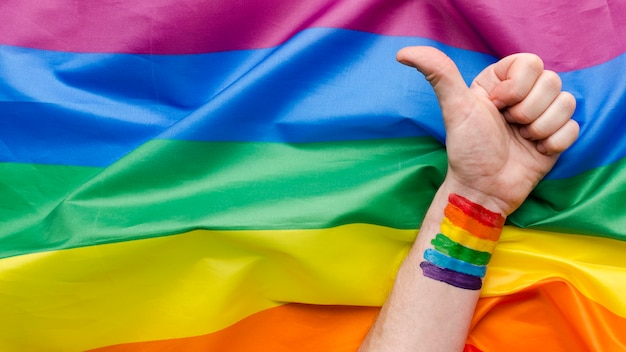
[420,194,505,290]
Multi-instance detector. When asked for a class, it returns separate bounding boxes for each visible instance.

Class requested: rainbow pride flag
[1,1,625,351]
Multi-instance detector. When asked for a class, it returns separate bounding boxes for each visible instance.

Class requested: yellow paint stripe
[440,217,498,252]
[1,225,625,351]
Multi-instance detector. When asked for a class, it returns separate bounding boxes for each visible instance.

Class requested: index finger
[472,53,544,110]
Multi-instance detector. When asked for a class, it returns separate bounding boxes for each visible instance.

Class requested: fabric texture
[1,1,625,351]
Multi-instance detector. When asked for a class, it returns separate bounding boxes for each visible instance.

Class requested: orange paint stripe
[448,194,505,228]
[445,204,502,241]
[440,217,497,253]
[87,304,379,352]
[89,279,626,352]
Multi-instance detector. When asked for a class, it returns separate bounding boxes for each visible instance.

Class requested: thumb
[397,46,474,127]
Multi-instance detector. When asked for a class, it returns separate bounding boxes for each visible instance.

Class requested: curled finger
[519,91,576,140]
[504,70,563,125]
[537,119,580,155]
[488,53,544,109]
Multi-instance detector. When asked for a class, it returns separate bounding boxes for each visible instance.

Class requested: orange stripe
[467,278,626,351]
[87,304,379,352]
[445,204,502,241]
[88,277,626,352]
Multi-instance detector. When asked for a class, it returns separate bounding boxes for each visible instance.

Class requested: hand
[397,47,579,215]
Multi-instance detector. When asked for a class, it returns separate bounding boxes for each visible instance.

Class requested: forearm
[361,45,578,352]
[360,180,506,352]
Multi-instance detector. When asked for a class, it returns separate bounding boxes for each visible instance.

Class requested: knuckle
[553,94,576,120]
[507,104,534,124]
[558,92,577,114]
[526,122,547,139]
[542,70,562,91]
[542,136,566,154]
[507,84,527,103]
[543,120,579,153]
[513,108,534,124]
[525,53,545,75]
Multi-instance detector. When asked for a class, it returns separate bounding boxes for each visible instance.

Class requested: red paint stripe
[444,206,503,242]
[1,0,624,70]
[448,194,505,229]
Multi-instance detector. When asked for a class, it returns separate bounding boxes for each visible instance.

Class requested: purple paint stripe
[0,0,623,70]
[420,261,482,290]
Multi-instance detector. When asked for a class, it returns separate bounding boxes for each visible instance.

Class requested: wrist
[420,187,506,290]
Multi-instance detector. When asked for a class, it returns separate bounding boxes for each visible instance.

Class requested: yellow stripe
[485,227,626,313]
[0,225,410,352]
[440,217,497,253]
[1,225,625,351]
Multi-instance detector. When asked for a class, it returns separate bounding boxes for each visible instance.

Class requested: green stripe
[431,234,492,265]
[2,138,626,260]
[0,138,445,259]
[511,156,626,238]
[0,163,101,256]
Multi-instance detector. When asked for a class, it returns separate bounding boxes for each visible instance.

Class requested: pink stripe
[1,0,623,71]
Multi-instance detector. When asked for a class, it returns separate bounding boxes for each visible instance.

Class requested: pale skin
[359,47,579,352]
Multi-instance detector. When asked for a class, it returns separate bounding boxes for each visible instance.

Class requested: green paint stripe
[431,234,491,266]
[2,138,626,259]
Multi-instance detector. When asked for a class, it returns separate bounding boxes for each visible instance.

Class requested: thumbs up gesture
[397,47,579,215]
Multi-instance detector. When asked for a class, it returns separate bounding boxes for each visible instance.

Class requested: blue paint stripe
[0,27,624,179]
[423,248,486,277]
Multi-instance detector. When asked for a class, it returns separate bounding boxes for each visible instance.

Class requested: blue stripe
[0,28,484,167]
[1,27,624,179]
[423,248,486,277]
[555,60,626,179]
